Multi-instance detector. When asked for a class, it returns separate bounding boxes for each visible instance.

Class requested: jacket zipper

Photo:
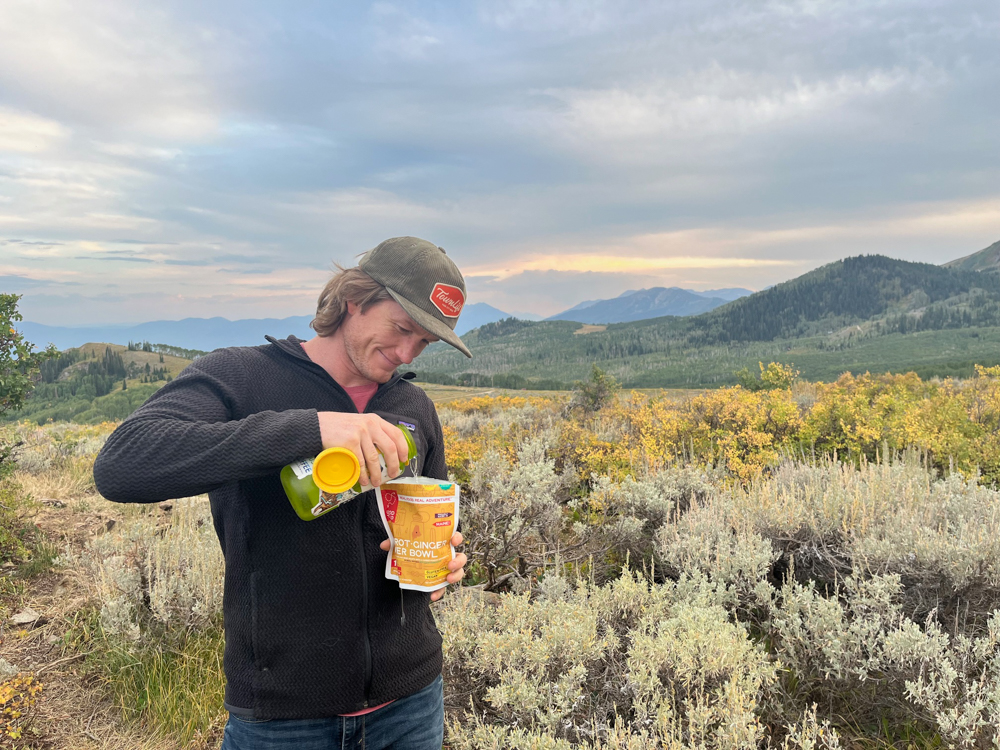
[358,383,398,708]
[357,380,401,708]
[268,339,413,709]
[358,500,372,707]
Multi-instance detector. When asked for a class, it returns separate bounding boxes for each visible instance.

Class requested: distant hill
[944,239,1000,273]
[413,254,1000,388]
[8,342,195,424]
[453,303,519,334]
[688,254,999,344]
[20,316,316,352]
[546,287,749,324]
[20,302,517,352]
[692,288,755,302]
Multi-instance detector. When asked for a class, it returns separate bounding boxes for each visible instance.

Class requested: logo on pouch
[434,512,452,518]
[381,490,399,522]
[398,421,416,432]
[429,283,464,318]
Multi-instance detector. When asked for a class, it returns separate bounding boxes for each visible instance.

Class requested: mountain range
[19,288,752,351]
[545,287,752,324]
[20,302,515,352]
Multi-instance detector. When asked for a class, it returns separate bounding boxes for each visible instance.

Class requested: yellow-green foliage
[0,673,43,745]
[434,377,1000,747]
[492,364,1000,486]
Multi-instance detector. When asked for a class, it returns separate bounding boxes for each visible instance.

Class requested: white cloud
[531,64,946,164]
[371,4,444,60]
[0,0,225,141]
[0,108,70,153]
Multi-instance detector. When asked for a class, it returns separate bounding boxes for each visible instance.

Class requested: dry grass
[1,421,222,749]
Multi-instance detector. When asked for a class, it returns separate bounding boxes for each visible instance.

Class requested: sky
[1,0,998,325]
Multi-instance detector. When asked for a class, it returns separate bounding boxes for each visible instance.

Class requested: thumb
[380,539,391,551]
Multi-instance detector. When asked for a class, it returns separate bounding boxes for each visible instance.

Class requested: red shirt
[343,383,378,413]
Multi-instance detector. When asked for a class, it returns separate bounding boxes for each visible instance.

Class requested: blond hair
[311,266,394,337]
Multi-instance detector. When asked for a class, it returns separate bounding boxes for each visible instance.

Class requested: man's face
[341,299,440,383]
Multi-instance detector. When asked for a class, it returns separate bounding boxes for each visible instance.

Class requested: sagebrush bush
[79,497,224,638]
[441,572,852,749]
[11,421,111,498]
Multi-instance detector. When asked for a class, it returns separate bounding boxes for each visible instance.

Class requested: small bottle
[281,425,418,521]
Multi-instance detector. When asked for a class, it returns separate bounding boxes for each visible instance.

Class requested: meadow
[4,366,1000,747]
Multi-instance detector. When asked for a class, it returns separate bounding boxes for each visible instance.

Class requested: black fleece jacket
[93,336,447,719]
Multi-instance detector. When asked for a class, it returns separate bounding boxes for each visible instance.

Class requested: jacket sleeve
[93,350,323,504]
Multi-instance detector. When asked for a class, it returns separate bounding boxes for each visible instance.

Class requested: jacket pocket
[250,571,264,670]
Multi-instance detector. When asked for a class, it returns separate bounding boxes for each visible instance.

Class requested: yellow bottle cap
[312,447,361,493]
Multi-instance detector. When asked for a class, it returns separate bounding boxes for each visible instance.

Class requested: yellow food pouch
[376,478,460,592]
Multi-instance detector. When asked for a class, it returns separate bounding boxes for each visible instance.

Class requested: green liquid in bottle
[281,425,418,521]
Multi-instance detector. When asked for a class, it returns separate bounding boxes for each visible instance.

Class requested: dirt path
[2,496,209,750]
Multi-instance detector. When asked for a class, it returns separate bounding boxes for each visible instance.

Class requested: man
[93,237,470,750]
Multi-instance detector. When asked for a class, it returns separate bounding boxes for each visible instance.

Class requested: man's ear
[346,301,359,316]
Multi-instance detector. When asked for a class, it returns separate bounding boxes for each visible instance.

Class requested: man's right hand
[317,412,410,487]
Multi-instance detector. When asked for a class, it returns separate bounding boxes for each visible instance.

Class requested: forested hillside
[415,254,1000,387]
[690,255,1000,344]
[9,342,195,424]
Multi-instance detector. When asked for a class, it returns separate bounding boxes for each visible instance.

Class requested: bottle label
[290,458,313,480]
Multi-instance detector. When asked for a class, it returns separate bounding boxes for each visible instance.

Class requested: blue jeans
[220,675,444,750]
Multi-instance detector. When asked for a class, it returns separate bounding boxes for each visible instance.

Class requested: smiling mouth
[378,350,399,368]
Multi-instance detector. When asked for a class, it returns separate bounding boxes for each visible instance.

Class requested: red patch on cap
[429,283,465,318]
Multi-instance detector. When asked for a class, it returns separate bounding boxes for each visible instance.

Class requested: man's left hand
[379,532,466,602]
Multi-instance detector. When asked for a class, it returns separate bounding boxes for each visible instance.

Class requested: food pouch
[376,478,460,592]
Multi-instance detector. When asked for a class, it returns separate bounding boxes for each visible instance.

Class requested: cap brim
[385,288,473,358]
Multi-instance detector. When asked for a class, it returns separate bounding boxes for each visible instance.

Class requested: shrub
[440,572,853,750]
[79,497,224,638]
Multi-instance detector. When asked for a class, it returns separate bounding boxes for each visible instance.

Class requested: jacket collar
[264,335,413,392]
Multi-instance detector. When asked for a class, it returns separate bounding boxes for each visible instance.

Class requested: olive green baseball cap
[359,236,472,358]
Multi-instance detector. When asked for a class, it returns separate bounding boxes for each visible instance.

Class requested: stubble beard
[342,326,392,385]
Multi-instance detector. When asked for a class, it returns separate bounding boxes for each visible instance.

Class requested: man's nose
[396,340,422,364]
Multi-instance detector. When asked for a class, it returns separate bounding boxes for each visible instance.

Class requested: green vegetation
[1,293,57,468]
[14,367,1000,746]
[14,382,164,424]
[93,625,225,742]
[6,341,194,425]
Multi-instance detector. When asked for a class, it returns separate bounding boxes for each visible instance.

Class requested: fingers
[369,430,398,480]
[369,418,406,479]
[447,552,467,575]
[358,432,382,487]
[450,532,463,547]
[431,554,468,601]
[315,413,411,484]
